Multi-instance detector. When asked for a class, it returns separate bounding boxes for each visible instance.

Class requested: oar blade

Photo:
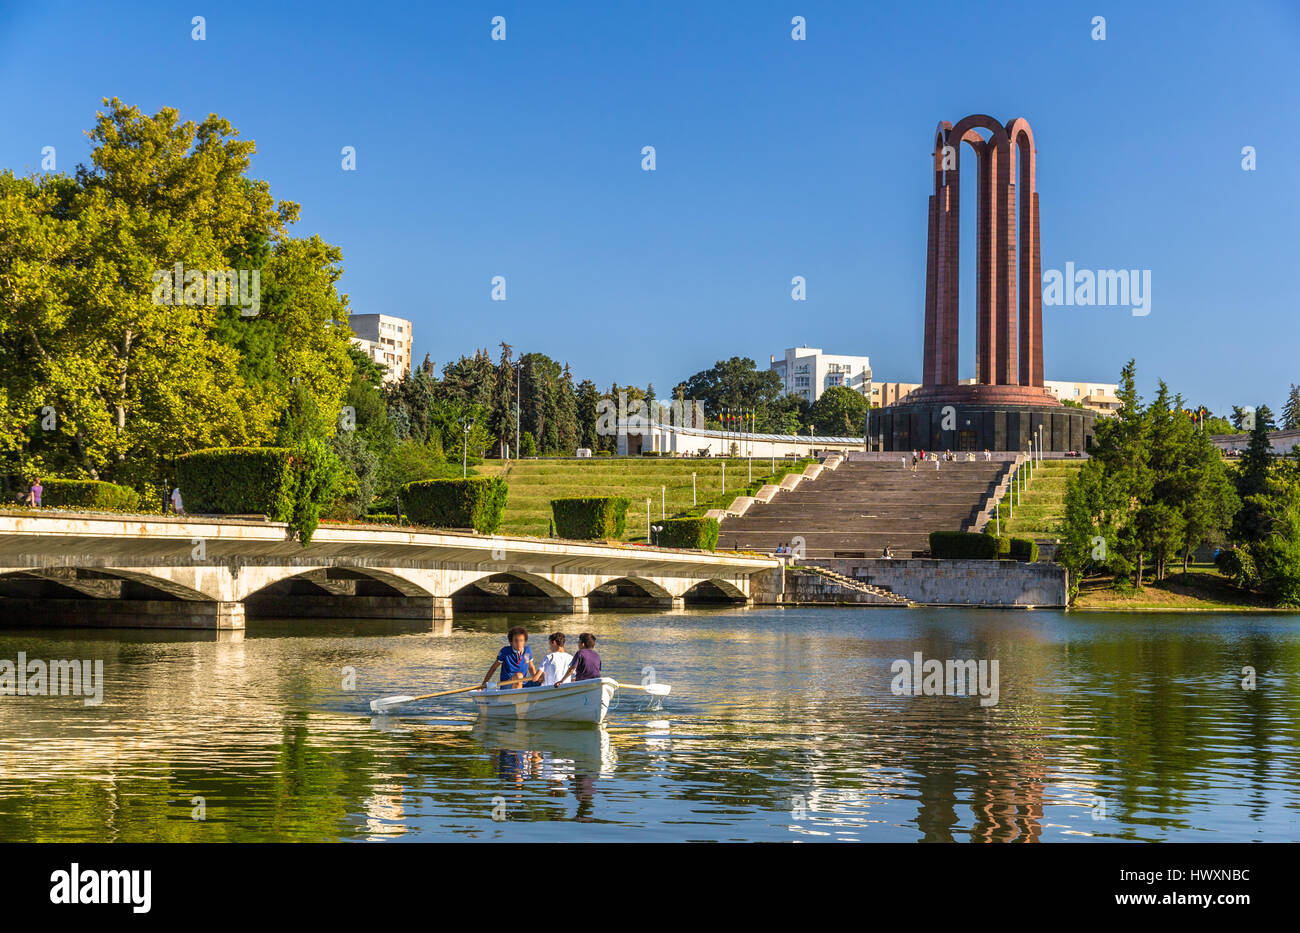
[370,695,415,713]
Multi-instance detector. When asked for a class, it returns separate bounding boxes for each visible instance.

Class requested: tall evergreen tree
[1232,403,1277,543]
[1282,386,1300,430]
[575,379,600,450]
[1091,359,1152,585]
[490,342,515,457]
[556,364,579,454]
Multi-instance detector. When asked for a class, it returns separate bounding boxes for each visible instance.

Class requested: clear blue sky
[2,0,1296,414]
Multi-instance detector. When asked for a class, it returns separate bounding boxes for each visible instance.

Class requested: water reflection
[0,608,1296,841]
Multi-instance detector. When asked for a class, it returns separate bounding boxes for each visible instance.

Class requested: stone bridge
[0,512,779,632]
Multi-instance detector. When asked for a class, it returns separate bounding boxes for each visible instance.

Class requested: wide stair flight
[717,458,1009,558]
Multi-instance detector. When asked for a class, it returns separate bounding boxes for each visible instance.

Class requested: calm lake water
[0,607,1297,842]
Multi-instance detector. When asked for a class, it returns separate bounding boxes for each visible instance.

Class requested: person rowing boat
[481,625,540,690]
[554,633,601,685]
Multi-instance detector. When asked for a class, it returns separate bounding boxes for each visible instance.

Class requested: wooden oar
[370,684,484,714]
[612,682,671,696]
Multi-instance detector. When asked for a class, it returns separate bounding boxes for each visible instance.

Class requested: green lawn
[994,459,1083,538]
[477,457,796,541]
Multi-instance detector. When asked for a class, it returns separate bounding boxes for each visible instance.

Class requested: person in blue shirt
[481,626,540,689]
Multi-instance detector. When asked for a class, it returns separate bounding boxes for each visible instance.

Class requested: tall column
[975,143,993,385]
[922,192,938,386]
[997,167,1018,385]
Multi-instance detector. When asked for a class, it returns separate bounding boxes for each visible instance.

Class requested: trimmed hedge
[656,517,719,551]
[551,496,630,540]
[177,447,295,519]
[404,477,508,533]
[176,444,341,544]
[41,480,140,512]
[929,531,1004,559]
[1009,537,1040,562]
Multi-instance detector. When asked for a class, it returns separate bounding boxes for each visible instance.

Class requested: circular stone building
[868,114,1096,453]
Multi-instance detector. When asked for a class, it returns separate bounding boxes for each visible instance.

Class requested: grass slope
[477,457,794,541]
[994,460,1083,538]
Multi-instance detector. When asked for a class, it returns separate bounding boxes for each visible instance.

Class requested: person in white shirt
[170,486,184,515]
[535,632,573,686]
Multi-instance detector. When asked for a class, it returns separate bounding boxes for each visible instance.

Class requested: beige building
[1043,380,1122,416]
[871,381,921,407]
[350,314,413,384]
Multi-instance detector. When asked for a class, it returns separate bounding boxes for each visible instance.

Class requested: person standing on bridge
[482,625,540,690]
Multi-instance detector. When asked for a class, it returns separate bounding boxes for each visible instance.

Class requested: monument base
[869,391,1096,453]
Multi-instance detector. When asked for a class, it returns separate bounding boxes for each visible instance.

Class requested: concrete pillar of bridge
[670,596,686,609]
[564,596,589,614]
[216,601,245,630]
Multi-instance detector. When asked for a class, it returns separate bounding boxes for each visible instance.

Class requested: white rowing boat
[469,677,620,723]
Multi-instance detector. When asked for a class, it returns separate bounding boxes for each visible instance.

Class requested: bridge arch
[586,575,675,610]
[0,567,211,602]
[450,571,582,614]
[682,578,748,605]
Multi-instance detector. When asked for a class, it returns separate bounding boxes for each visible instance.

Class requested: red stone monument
[869,115,1095,452]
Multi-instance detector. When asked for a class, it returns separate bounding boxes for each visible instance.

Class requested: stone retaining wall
[806,558,1067,607]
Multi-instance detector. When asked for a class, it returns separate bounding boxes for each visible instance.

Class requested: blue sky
[1,0,1296,414]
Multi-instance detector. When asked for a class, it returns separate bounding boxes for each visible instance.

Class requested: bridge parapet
[0,512,775,631]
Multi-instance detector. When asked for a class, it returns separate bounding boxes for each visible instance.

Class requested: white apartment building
[350,314,413,384]
[770,347,872,403]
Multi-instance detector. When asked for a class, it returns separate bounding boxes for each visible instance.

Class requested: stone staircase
[792,564,910,605]
[716,458,1010,558]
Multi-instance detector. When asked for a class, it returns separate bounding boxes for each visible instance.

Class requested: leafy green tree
[0,99,352,494]
[673,357,784,425]
[808,385,869,437]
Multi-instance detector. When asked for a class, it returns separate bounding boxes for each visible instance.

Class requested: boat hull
[469,677,618,723]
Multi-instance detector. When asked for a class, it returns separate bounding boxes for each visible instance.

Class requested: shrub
[176,444,341,544]
[1216,545,1259,590]
[929,531,1002,559]
[1009,537,1040,562]
[656,517,719,551]
[41,480,140,512]
[178,447,296,518]
[404,477,508,532]
[551,496,630,540]
[520,432,537,457]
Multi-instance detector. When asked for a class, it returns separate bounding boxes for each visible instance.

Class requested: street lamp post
[692,471,697,506]
[460,416,473,478]
[645,498,651,543]
[651,523,663,546]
